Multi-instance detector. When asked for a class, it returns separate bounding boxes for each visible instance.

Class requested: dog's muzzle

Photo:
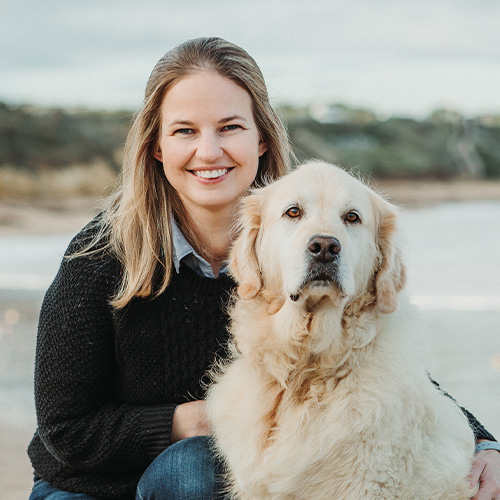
[290,236,343,302]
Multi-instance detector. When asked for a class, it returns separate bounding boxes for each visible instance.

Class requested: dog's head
[230,162,406,314]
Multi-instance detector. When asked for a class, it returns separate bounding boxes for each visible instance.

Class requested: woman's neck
[181,205,236,276]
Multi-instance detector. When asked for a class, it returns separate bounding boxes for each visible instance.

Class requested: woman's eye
[344,211,360,224]
[174,128,194,135]
[285,206,302,218]
[221,124,241,132]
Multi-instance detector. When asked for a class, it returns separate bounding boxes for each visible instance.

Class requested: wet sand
[0,197,102,236]
[2,178,500,236]
[1,182,500,499]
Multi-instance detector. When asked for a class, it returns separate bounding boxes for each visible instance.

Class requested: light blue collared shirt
[170,217,228,278]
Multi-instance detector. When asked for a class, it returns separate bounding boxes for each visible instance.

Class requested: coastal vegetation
[1,101,500,198]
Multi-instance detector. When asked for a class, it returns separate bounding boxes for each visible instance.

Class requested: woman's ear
[258,140,268,157]
[373,197,406,314]
[230,192,264,299]
[153,146,163,163]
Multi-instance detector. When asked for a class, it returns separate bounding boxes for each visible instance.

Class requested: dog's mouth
[290,263,344,302]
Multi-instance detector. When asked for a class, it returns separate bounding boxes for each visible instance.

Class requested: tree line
[1,100,500,182]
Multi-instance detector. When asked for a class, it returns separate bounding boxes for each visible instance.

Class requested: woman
[28,37,499,500]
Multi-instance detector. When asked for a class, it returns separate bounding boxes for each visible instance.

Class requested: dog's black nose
[307,236,341,263]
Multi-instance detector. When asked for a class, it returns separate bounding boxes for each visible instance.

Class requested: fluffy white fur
[207,162,476,500]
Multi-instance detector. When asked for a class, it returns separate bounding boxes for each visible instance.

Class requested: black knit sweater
[28,225,236,499]
[28,223,495,500]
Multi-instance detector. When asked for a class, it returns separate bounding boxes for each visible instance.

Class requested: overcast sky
[2,0,499,117]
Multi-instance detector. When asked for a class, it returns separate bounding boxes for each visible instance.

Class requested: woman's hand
[468,450,500,499]
[171,400,211,444]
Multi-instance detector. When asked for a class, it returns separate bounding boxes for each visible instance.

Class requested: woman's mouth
[191,168,233,180]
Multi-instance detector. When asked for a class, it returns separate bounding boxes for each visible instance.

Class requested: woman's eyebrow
[168,119,194,126]
[167,116,248,127]
[218,115,248,124]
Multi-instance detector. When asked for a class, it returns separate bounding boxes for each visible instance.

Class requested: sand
[2,178,500,236]
[0,197,102,236]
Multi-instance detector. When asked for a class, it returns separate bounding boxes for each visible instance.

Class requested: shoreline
[2,179,500,236]
[0,196,103,236]
[372,178,500,207]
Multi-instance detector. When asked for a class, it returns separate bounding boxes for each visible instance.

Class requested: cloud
[1,0,499,115]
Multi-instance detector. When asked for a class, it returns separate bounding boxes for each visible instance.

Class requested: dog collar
[475,441,500,454]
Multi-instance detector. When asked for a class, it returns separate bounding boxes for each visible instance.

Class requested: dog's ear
[230,192,264,299]
[374,197,406,314]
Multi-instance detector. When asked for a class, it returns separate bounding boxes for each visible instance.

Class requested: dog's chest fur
[208,296,475,500]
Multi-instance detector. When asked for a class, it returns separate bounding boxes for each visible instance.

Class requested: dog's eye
[344,211,360,224]
[285,206,302,218]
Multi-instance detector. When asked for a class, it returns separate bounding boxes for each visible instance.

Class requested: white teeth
[193,169,229,179]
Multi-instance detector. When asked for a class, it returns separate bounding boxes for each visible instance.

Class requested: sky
[1,0,500,117]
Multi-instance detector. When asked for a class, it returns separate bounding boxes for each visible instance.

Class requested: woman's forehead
[162,72,253,116]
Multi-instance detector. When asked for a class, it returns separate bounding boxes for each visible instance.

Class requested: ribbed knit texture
[28,222,235,499]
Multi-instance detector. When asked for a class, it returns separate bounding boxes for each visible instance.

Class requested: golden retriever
[207,161,476,500]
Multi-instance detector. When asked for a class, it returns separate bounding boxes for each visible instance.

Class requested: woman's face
[155,71,267,216]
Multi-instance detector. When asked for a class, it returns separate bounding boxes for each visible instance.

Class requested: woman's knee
[136,436,219,500]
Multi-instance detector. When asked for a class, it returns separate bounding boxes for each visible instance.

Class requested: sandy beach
[1,180,500,499]
[2,178,500,236]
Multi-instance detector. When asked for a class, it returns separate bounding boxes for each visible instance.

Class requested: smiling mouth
[191,168,233,179]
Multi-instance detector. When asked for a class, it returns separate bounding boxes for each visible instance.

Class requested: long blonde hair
[80,37,292,308]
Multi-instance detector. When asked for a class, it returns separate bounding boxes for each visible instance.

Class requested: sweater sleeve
[34,233,175,473]
[429,377,496,443]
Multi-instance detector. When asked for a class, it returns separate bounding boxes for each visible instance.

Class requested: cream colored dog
[207,162,476,500]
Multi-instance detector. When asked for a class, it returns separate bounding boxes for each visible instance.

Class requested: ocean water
[0,233,72,292]
[401,200,500,309]
[0,201,499,435]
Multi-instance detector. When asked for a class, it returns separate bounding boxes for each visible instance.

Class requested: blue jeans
[29,436,226,500]
[28,478,101,500]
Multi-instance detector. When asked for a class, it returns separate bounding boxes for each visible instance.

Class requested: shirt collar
[170,216,228,278]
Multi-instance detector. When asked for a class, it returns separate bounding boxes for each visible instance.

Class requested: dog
[207,161,476,500]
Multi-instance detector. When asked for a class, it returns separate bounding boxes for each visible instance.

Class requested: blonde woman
[27,37,499,500]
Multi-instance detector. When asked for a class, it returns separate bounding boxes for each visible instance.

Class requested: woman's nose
[195,132,224,162]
